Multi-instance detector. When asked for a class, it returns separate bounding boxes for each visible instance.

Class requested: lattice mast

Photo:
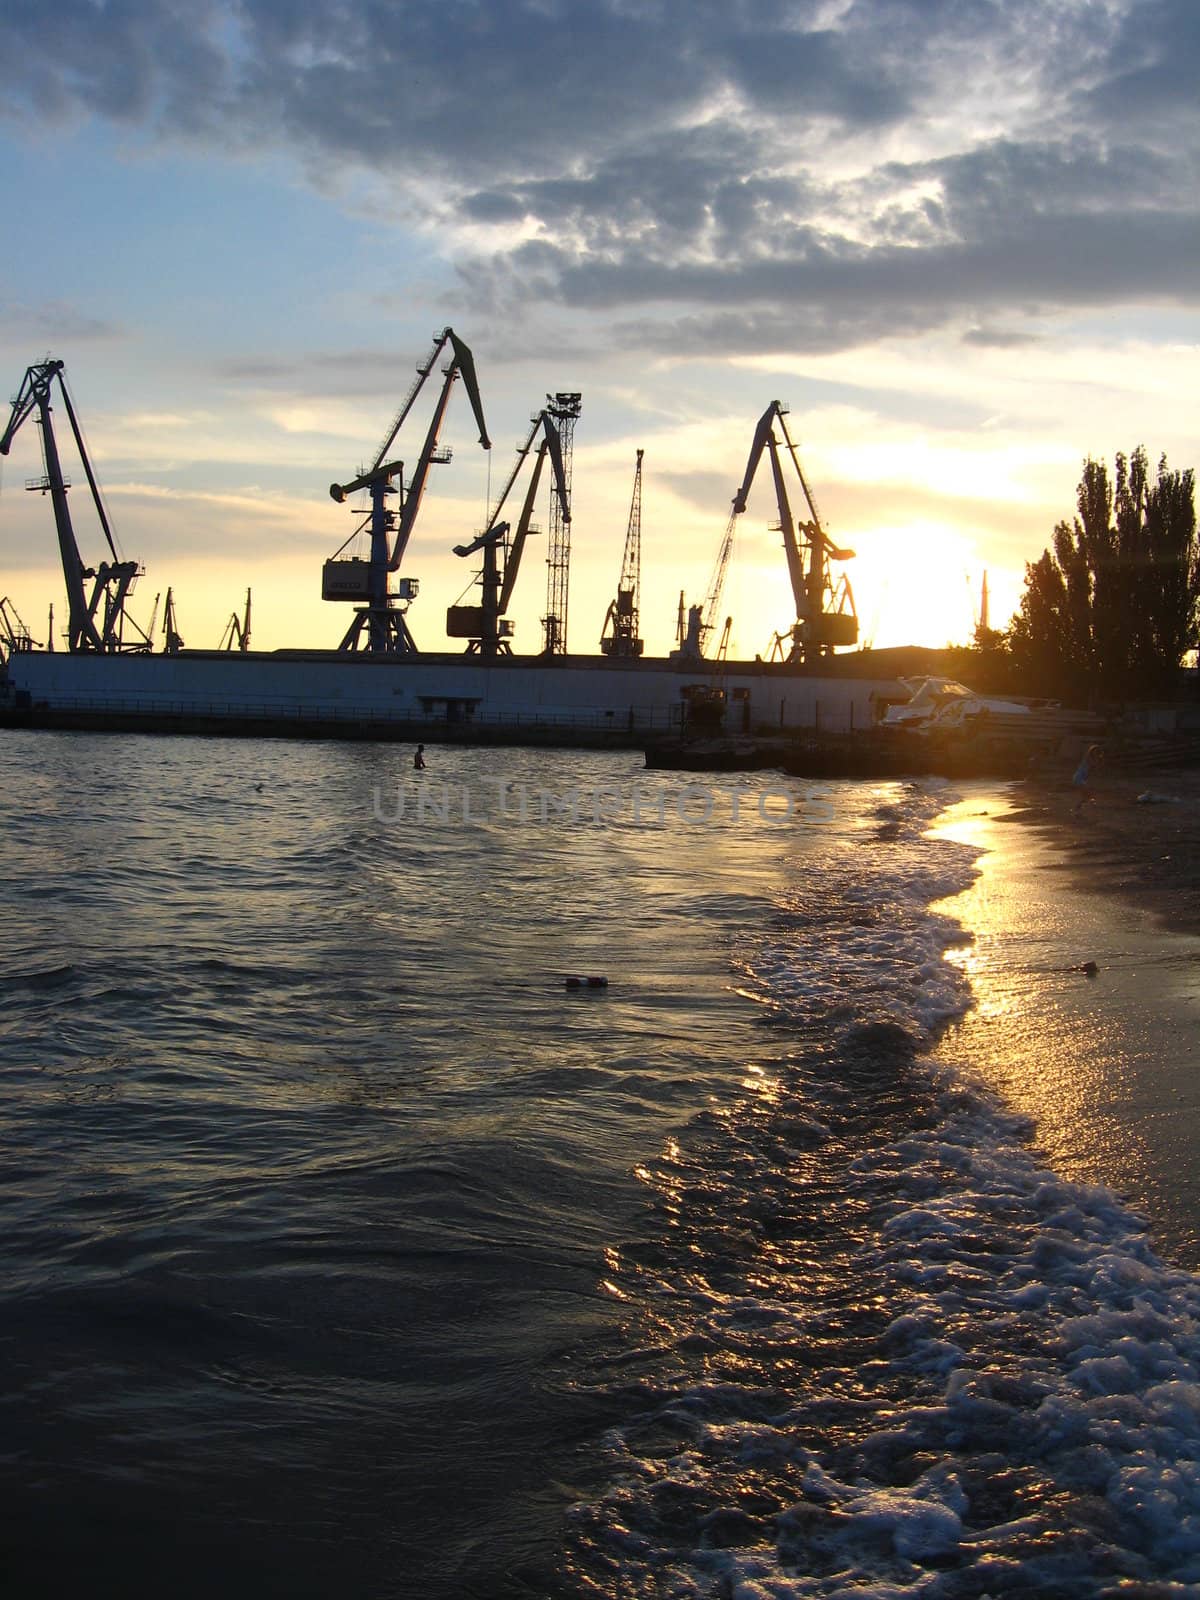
[541,392,581,654]
[601,448,644,657]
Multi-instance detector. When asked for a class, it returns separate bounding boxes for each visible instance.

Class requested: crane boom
[56,371,122,562]
[387,331,492,573]
[733,400,808,620]
[600,449,644,657]
[618,448,643,593]
[499,441,549,615]
[765,432,806,616]
[372,329,490,471]
[700,510,737,650]
[485,411,568,536]
[373,335,443,470]
[487,410,569,612]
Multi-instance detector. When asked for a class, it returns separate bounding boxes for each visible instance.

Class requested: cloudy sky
[1,0,1196,658]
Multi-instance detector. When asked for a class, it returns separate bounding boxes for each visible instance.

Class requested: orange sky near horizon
[0,0,1196,663]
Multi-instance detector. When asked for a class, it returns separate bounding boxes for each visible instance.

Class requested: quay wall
[4,650,903,742]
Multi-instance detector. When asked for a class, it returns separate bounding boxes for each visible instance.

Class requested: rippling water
[2,733,1199,1598]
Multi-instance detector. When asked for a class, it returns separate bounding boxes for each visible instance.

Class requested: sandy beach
[1005,763,1200,935]
[935,769,1200,1271]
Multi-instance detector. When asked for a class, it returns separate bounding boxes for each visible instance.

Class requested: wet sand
[934,776,1200,1269]
[1004,764,1200,935]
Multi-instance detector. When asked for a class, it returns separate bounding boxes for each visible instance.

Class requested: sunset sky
[1,0,1196,660]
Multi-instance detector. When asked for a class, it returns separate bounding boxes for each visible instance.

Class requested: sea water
[0,734,1197,1598]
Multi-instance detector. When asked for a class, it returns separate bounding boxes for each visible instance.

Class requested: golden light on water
[929,793,1200,1265]
[740,1061,784,1107]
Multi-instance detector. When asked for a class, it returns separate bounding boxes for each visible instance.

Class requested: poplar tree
[1008,450,1198,701]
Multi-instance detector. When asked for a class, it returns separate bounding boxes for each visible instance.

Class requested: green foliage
[1007,449,1198,703]
[944,628,1014,695]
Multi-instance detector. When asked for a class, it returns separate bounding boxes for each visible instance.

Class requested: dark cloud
[0,0,1069,171]
[457,122,823,265]
[491,205,1199,324]
[210,342,559,398]
[213,357,298,383]
[213,349,407,387]
[0,300,123,342]
[0,0,227,128]
[962,327,1042,350]
[458,127,1200,355]
[1,0,1195,357]
[609,304,946,361]
[921,139,1182,230]
[657,469,734,517]
[719,20,908,121]
[1082,0,1200,124]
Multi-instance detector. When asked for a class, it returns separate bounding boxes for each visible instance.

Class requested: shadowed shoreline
[1001,765,1200,935]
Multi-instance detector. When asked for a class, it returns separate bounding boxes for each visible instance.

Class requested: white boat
[882,676,1035,733]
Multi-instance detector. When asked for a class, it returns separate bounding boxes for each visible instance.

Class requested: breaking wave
[564,785,1200,1598]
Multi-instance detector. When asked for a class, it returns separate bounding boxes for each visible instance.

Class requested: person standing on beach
[1072,744,1101,813]
[414,744,426,770]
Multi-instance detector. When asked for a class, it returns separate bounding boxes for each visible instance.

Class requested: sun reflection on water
[928,788,1200,1266]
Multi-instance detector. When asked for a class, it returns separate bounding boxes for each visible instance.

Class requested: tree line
[958,448,1198,704]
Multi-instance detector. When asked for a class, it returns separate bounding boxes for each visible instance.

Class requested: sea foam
[566,782,1200,1598]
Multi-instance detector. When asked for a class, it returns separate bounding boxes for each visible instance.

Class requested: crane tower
[0,358,153,653]
[733,400,857,664]
[323,329,490,654]
[541,391,581,655]
[448,409,569,657]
